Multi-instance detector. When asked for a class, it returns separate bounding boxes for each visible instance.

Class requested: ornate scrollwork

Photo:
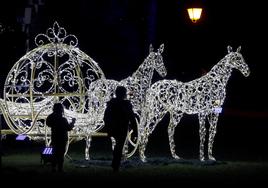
[1,22,104,140]
[35,22,78,47]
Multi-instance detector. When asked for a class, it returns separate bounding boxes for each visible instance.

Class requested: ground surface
[1,136,268,185]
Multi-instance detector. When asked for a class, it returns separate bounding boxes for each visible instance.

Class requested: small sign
[42,147,53,155]
[16,134,27,141]
[214,107,222,114]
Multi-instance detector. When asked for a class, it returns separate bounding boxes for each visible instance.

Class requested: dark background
[0,0,267,161]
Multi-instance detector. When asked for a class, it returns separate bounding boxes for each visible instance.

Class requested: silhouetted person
[104,86,137,172]
[46,103,75,172]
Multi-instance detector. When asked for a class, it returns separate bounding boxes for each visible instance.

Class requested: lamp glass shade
[187,8,202,23]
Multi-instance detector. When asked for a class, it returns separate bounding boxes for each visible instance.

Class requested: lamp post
[0,27,3,171]
[0,89,2,171]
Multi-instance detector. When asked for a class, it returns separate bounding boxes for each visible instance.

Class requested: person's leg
[57,149,65,172]
[51,150,57,172]
[112,136,125,172]
[57,155,64,172]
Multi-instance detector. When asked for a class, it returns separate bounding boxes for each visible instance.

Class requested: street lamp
[187,8,202,23]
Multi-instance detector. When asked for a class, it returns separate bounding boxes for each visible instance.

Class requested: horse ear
[227,46,232,53]
[158,44,164,53]
[149,44,154,53]
[237,46,241,52]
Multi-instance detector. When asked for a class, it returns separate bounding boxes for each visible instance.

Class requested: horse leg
[208,113,219,161]
[122,136,129,161]
[139,127,150,162]
[168,112,182,159]
[85,136,92,160]
[111,137,116,151]
[198,113,207,161]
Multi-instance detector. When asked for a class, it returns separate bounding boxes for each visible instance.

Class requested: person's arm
[63,118,75,131]
[127,102,138,135]
[46,115,52,127]
[70,118,76,129]
[104,102,113,137]
[71,118,76,126]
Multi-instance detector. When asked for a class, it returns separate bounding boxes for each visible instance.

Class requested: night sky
[0,0,267,160]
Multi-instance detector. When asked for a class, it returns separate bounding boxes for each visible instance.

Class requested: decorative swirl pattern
[1,23,104,142]
[35,22,78,47]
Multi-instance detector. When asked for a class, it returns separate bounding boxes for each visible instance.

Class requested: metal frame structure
[0,22,105,157]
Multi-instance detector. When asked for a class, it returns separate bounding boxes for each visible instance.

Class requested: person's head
[53,103,64,115]
[115,86,127,99]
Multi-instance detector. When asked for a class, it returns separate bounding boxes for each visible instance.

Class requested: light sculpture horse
[139,46,250,162]
[87,44,167,158]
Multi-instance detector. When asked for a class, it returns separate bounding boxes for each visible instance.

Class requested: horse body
[139,46,250,162]
[88,44,166,124]
[182,63,229,115]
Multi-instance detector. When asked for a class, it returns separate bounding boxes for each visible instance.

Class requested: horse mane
[130,52,154,78]
[190,53,232,83]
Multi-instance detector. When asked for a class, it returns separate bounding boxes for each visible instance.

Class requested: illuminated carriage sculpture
[0,22,248,163]
[0,22,107,158]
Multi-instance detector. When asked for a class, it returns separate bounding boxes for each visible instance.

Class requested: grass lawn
[0,134,268,186]
[1,139,268,185]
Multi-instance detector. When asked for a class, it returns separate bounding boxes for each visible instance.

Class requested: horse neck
[209,56,233,85]
[129,55,155,88]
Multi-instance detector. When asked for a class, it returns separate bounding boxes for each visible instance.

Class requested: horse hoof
[209,156,216,161]
[141,158,147,163]
[200,157,205,162]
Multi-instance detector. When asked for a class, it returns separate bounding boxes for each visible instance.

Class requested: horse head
[149,44,167,77]
[227,46,250,77]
